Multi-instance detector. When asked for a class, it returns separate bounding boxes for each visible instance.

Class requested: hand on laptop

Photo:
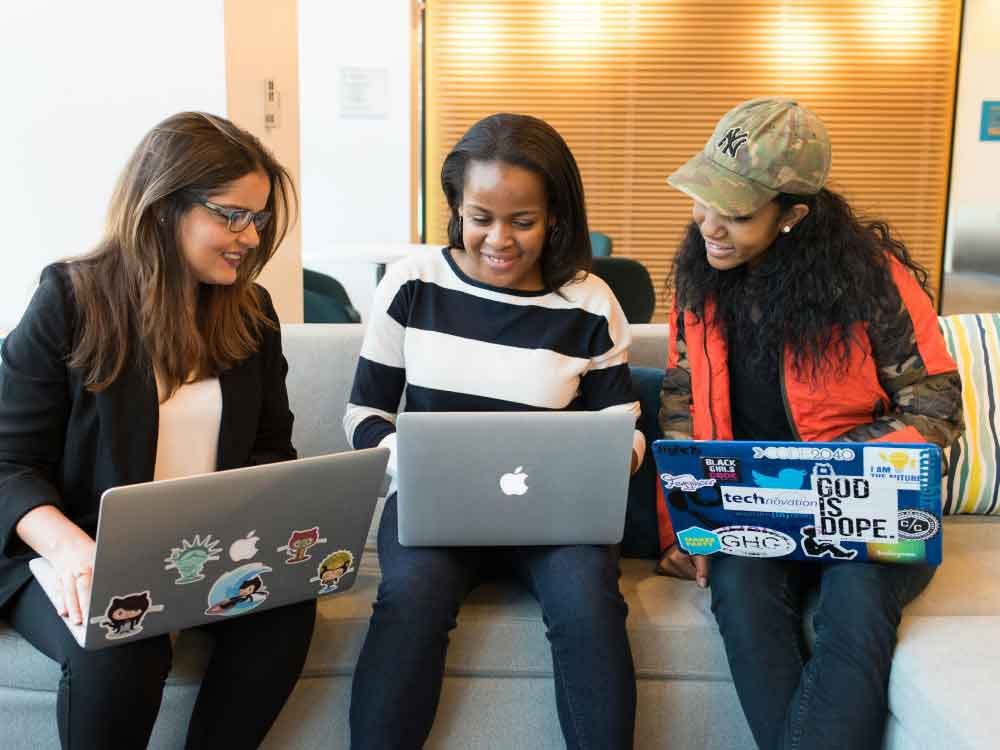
[656,543,711,589]
[16,506,96,625]
[49,535,96,626]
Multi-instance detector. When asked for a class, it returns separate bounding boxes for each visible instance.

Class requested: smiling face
[693,199,808,271]
[455,160,550,292]
[177,170,271,286]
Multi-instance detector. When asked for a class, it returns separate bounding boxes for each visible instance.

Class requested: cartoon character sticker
[800,525,858,560]
[90,590,165,640]
[205,562,273,616]
[276,527,327,564]
[310,550,355,594]
[163,534,223,584]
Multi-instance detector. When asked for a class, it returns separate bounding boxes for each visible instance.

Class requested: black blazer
[0,264,296,609]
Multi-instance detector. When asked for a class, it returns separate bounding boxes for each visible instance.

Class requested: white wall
[943,0,1000,274]
[299,0,413,319]
[0,1,227,331]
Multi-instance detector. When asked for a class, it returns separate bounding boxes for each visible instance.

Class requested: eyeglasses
[198,199,272,233]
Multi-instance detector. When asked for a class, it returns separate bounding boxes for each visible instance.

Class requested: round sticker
[714,525,796,558]
[897,510,940,541]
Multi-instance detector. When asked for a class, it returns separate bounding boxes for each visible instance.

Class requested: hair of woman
[671,187,931,377]
[66,111,297,398]
[440,113,592,292]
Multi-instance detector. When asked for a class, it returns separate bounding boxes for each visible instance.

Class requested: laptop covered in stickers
[29,447,388,650]
[652,440,943,565]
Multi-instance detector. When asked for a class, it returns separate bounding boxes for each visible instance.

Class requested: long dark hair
[672,188,930,377]
[440,113,591,292]
[66,112,297,399]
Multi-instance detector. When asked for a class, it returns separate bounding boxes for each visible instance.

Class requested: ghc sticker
[715,526,796,558]
[676,527,722,555]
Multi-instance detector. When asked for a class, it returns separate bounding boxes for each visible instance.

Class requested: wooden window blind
[422,0,962,319]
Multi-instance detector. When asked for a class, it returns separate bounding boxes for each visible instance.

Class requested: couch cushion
[283,324,364,458]
[939,314,1000,515]
[889,616,1000,750]
[905,516,1000,616]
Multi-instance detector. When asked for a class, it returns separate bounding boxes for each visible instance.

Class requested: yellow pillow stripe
[940,314,1000,515]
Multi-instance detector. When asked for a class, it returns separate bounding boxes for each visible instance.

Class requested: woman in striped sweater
[344,113,642,749]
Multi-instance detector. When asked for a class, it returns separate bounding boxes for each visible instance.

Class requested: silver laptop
[396,412,634,546]
[30,447,388,650]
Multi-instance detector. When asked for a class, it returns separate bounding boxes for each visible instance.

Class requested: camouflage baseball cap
[667,98,831,216]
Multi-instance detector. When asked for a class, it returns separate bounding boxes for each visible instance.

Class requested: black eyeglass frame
[198,199,272,233]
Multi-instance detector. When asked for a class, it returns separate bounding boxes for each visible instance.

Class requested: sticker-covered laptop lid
[652,440,942,565]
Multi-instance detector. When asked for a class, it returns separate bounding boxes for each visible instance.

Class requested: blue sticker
[982,101,1000,141]
[205,562,273,616]
[677,526,722,555]
[751,468,806,489]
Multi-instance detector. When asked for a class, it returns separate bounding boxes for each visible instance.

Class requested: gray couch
[1,323,997,749]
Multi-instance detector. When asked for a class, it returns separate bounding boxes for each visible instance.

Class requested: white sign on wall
[339,67,389,119]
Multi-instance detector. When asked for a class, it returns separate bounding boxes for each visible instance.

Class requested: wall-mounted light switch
[265,78,281,130]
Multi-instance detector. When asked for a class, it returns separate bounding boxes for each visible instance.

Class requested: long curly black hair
[672,188,931,378]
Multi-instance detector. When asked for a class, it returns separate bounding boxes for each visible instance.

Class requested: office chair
[303,268,361,323]
[591,257,656,324]
[589,230,613,257]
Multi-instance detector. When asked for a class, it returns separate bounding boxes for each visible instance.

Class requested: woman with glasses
[0,112,314,748]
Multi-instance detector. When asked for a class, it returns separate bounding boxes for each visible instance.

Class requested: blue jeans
[710,556,935,750]
[350,494,636,750]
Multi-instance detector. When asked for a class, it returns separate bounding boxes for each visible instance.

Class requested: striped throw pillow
[939,314,1000,515]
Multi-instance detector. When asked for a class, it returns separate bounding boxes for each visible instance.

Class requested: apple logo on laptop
[499,466,529,496]
[229,531,260,562]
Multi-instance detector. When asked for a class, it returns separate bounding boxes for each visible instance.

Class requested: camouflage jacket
[658,256,964,452]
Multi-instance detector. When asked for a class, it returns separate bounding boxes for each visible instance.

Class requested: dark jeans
[5,578,316,749]
[350,494,636,750]
[710,556,935,750]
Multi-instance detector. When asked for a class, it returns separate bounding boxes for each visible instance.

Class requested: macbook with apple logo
[395,412,635,545]
[28,447,388,650]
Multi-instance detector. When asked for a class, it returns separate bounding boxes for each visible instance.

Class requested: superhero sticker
[310,550,355,594]
[163,534,223,584]
[277,527,328,564]
[91,590,165,640]
[205,562,273,616]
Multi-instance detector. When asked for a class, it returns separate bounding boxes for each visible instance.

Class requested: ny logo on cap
[717,127,749,158]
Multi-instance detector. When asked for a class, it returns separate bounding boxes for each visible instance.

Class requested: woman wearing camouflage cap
[656,98,964,749]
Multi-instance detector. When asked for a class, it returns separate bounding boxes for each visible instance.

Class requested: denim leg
[780,563,935,750]
[349,494,481,750]
[709,556,809,750]
[508,545,636,750]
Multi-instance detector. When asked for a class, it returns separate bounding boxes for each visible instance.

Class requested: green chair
[303,269,361,324]
[589,231,613,257]
[591,257,656,324]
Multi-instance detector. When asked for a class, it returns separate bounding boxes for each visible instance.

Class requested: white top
[153,378,222,481]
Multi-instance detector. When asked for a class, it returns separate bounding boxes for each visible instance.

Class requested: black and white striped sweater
[344,247,644,483]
